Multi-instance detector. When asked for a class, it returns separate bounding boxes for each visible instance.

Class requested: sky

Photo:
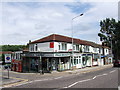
[0,0,119,45]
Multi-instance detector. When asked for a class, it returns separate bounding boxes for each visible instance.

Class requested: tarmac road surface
[8,67,119,89]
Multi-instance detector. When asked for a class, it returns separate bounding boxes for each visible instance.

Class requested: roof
[29,34,103,48]
[0,51,13,54]
[30,34,90,45]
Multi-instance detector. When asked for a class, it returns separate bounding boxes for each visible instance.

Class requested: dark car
[113,60,120,67]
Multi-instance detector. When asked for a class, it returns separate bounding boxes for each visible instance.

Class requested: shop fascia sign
[54,53,70,57]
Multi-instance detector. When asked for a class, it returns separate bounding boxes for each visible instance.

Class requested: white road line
[92,76,96,79]
[109,70,116,73]
[67,79,92,88]
[93,73,107,79]
[54,76,63,79]
[62,73,108,88]
[12,76,64,87]
[118,85,120,90]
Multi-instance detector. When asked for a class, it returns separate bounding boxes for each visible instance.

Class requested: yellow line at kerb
[3,79,28,88]
[0,75,28,88]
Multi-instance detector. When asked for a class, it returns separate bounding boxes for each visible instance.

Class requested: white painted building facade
[22,34,111,72]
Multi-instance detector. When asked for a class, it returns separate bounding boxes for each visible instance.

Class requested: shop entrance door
[51,58,58,71]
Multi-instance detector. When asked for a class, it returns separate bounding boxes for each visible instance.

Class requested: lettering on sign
[54,53,70,57]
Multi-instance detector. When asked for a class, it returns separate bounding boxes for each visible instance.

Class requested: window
[87,46,89,52]
[58,44,61,50]
[106,49,107,53]
[65,44,67,50]
[79,59,81,63]
[35,44,38,51]
[76,45,79,51]
[30,44,34,51]
[62,43,67,50]
[77,59,79,64]
[74,59,76,65]
[99,48,101,53]
[73,45,75,50]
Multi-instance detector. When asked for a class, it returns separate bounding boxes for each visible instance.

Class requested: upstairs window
[62,43,67,50]
[76,45,79,51]
[35,44,38,51]
[30,44,34,51]
[58,44,61,50]
[73,45,75,50]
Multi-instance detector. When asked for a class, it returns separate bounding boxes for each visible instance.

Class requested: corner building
[20,34,111,73]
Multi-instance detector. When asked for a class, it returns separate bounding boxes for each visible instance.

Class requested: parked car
[113,60,120,67]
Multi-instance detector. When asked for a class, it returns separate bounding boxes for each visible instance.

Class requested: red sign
[68,49,72,51]
[50,42,54,48]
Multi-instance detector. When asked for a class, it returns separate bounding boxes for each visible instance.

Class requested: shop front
[21,52,71,73]
[82,54,92,67]
[11,59,22,72]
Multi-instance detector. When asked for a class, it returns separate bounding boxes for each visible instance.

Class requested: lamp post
[70,13,83,69]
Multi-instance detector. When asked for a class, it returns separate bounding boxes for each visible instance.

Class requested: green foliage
[98,18,120,59]
[0,45,27,52]
[98,18,116,47]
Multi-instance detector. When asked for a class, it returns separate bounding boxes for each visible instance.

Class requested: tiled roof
[0,51,12,54]
[30,34,104,48]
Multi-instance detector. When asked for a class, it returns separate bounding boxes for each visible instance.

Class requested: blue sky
[1,0,118,45]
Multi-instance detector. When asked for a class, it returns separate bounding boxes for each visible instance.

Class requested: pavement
[1,64,114,88]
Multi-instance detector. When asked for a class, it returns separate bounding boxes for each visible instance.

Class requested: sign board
[5,54,11,63]
[54,53,70,57]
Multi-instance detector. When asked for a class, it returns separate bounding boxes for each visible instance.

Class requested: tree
[0,45,27,52]
[98,18,120,59]
[98,18,116,47]
[113,21,120,59]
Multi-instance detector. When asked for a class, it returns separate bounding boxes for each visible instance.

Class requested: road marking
[12,77,64,87]
[68,79,91,88]
[0,75,28,88]
[3,79,28,88]
[62,73,108,88]
[109,70,116,73]
[92,73,108,79]
[54,76,63,79]
[118,85,120,90]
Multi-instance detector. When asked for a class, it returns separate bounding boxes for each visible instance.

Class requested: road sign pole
[7,67,9,79]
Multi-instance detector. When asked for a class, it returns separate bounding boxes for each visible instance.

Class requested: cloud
[1,1,118,45]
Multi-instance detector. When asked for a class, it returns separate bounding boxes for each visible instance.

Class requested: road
[6,67,119,89]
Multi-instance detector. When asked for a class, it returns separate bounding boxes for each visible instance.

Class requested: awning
[101,55,107,58]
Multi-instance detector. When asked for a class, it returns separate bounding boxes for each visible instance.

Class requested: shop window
[79,59,81,63]
[76,59,79,64]
[74,59,78,65]
[71,59,73,64]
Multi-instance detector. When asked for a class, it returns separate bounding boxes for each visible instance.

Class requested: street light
[70,13,83,69]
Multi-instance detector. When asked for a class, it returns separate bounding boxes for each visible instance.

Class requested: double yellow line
[0,75,28,88]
